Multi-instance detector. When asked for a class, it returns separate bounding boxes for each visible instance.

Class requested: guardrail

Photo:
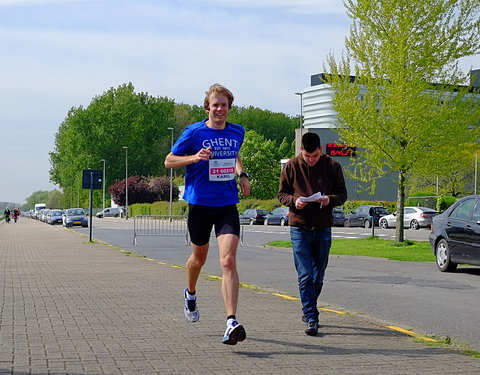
[133,215,245,246]
[133,215,189,245]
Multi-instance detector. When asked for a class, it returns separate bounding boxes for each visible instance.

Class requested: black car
[429,195,480,272]
[344,205,389,228]
[239,209,270,225]
[332,207,345,226]
[264,207,289,226]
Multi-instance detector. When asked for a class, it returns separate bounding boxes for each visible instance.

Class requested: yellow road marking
[272,293,299,301]
[320,307,347,315]
[383,325,437,342]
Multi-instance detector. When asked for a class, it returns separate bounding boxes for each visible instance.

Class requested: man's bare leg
[186,243,209,293]
[217,234,240,315]
[218,233,245,344]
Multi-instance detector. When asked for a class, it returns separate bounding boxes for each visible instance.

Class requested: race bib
[209,158,236,181]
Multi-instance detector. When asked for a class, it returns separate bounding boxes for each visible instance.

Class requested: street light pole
[294,92,303,128]
[100,159,106,214]
[123,146,128,220]
[167,127,174,218]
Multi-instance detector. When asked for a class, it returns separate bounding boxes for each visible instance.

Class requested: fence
[133,215,189,245]
[133,214,245,246]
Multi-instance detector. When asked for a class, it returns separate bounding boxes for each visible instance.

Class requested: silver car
[379,206,439,230]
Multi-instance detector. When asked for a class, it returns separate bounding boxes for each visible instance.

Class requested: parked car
[239,208,270,225]
[62,208,88,228]
[344,205,389,228]
[332,207,345,226]
[429,195,480,272]
[40,209,50,222]
[264,207,289,226]
[96,207,121,218]
[379,207,439,230]
[46,209,64,225]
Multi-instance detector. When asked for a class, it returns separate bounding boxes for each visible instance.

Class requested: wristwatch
[239,172,249,179]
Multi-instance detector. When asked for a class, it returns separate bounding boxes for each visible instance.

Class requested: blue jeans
[290,226,332,323]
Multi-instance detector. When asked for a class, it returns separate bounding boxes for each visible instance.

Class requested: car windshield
[258,210,269,215]
[51,210,63,215]
[68,209,85,216]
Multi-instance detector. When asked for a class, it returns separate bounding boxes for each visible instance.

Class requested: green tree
[240,131,293,200]
[25,190,51,210]
[50,83,176,207]
[326,0,480,241]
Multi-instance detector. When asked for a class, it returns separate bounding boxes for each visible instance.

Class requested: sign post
[82,169,103,242]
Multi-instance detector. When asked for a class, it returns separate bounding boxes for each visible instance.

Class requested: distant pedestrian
[164,83,250,345]
[278,132,347,336]
[4,207,11,223]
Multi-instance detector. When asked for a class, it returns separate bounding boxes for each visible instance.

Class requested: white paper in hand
[299,192,323,203]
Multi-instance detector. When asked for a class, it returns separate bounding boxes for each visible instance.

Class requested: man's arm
[278,163,297,207]
[164,147,212,169]
[236,155,250,196]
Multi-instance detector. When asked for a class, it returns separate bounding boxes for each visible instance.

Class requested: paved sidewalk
[0,219,478,374]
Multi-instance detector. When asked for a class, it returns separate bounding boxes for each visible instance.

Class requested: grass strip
[266,236,435,262]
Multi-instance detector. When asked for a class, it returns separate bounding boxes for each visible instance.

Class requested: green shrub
[130,201,188,216]
[436,196,457,212]
[406,191,437,208]
[342,200,396,215]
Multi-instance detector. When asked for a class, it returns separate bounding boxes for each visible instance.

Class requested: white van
[96,207,121,218]
[34,203,47,219]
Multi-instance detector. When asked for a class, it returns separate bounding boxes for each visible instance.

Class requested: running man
[164,84,250,345]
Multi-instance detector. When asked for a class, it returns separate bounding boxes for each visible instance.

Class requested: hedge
[129,195,459,217]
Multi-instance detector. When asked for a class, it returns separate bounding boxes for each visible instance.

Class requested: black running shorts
[187,204,240,246]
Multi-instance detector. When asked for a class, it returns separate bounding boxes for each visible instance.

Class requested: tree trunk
[396,172,406,242]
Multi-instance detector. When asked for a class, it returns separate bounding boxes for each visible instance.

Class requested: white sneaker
[183,288,199,322]
[222,320,246,345]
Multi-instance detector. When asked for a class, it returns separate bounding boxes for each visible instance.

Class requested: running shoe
[183,288,199,322]
[222,320,246,345]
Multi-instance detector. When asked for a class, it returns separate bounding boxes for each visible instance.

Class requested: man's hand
[295,198,308,210]
[317,195,330,206]
[193,147,213,163]
[239,176,250,196]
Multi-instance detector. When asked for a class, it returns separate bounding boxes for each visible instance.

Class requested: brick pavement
[0,218,479,374]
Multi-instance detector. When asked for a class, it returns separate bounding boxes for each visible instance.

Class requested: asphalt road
[74,218,480,352]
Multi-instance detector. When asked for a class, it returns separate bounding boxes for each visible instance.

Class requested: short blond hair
[203,83,234,110]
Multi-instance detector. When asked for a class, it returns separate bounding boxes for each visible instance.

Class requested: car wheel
[364,219,371,229]
[344,219,350,227]
[280,218,286,226]
[264,218,269,226]
[410,220,420,230]
[249,219,254,225]
[435,239,457,272]
[379,219,388,229]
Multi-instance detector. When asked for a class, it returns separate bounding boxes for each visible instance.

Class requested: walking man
[164,84,250,345]
[278,132,347,336]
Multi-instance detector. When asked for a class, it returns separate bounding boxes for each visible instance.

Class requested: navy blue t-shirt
[171,120,245,206]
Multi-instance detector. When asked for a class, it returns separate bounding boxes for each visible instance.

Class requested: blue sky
[0,0,477,204]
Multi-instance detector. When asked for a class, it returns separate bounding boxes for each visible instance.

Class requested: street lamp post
[100,159,106,215]
[123,146,128,220]
[167,127,174,218]
[294,92,303,128]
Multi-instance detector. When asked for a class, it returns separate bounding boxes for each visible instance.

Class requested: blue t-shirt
[171,120,245,206]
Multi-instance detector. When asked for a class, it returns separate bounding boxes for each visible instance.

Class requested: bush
[342,200,396,215]
[436,196,457,212]
[237,198,278,214]
[130,201,188,216]
[109,176,179,206]
[406,191,437,208]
